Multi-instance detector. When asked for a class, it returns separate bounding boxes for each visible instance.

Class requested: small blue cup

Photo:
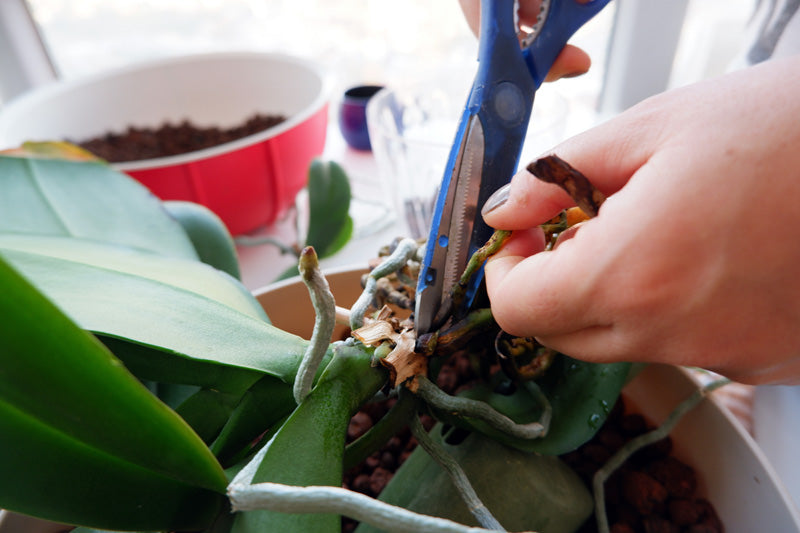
[338,84,384,151]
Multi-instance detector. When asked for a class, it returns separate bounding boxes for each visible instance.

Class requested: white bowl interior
[0,52,328,156]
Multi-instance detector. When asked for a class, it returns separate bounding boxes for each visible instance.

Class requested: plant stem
[409,415,506,531]
[454,230,511,302]
[593,378,730,533]
[228,482,534,533]
[413,376,547,440]
[420,308,497,357]
[435,230,511,326]
[293,247,336,404]
[350,238,418,330]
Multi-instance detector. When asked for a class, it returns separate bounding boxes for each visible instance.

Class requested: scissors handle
[524,0,611,86]
[472,0,612,216]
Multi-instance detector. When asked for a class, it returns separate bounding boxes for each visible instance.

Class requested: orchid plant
[0,144,721,533]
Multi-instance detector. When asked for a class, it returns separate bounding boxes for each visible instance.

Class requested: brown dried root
[417,308,497,358]
[528,154,606,217]
[353,307,428,387]
[354,230,513,386]
[375,277,415,311]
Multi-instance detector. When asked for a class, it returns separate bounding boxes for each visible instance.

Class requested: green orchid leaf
[210,374,301,466]
[98,340,323,468]
[274,263,301,282]
[320,214,354,259]
[0,153,197,259]
[174,387,243,445]
[534,357,631,454]
[361,425,592,533]
[0,234,263,319]
[98,335,265,396]
[232,344,387,533]
[0,256,227,531]
[0,238,312,393]
[154,382,202,409]
[163,200,242,280]
[305,159,353,259]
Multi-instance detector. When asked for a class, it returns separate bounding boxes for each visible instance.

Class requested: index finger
[483,98,668,230]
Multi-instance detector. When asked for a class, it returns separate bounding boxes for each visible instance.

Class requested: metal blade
[414,115,485,335]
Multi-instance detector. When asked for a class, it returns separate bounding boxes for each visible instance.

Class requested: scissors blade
[414,115,485,336]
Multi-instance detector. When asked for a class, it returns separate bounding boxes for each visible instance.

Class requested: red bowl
[0,52,331,235]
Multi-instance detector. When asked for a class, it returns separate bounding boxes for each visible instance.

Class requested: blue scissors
[414,0,611,335]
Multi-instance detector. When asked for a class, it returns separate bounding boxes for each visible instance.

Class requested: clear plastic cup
[367,80,568,239]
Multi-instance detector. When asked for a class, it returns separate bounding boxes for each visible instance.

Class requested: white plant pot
[3,266,799,532]
[256,266,800,533]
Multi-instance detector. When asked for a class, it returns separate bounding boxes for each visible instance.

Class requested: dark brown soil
[342,351,723,533]
[563,399,723,533]
[72,112,286,163]
[341,350,479,532]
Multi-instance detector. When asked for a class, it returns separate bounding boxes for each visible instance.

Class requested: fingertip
[484,254,530,336]
[458,0,480,36]
[484,253,523,289]
[499,227,546,257]
[484,228,547,336]
[544,45,591,82]
[484,228,542,287]
[481,169,575,230]
[485,223,611,340]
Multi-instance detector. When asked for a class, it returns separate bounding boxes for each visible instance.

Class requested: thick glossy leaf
[175,387,243,445]
[305,159,353,259]
[99,336,265,397]
[163,200,242,280]
[232,344,387,533]
[360,426,592,533]
[0,153,197,259]
[0,256,227,530]
[210,374,300,466]
[0,234,263,319]
[319,215,354,259]
[0,242,311,392]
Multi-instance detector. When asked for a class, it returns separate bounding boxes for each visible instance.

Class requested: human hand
[482,55,800,385]
[458,0,591,81]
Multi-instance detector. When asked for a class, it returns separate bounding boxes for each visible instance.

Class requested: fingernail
[481,183,511,217]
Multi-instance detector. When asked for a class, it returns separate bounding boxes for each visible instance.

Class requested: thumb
[544,45,591,82]
[483,100,666,230]
[553,100,668,193]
